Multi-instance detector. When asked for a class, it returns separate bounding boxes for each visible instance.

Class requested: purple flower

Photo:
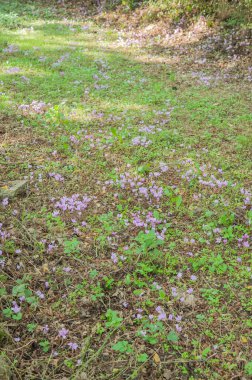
[190,275,197,281]
[175,324,182,332]
[158,311,166,320]
[58,327,69,339]
[6,67,20,74]
[2,198,8,207]
[36,290,45,299]
[171,287,177,297]
[68,342,78,350]
[152,282,162,290]
[11,302,21,313]
[63,267,71,273]
[111,252,118,264]
[42,325,49,334]
[156,306,166,320]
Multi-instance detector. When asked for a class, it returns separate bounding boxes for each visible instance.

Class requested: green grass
[0,1,251,379]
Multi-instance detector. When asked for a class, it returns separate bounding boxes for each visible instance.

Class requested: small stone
[163,369,172,379]
[76,372,88,380]
[178,290,196,307]
[183,293,196,307]
[0,180,28,200]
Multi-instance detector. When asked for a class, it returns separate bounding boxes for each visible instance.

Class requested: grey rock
[0,180,28,200]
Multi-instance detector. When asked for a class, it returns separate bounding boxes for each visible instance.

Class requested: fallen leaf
[241,336,248,343]
[42,263,49,273]
[153,352,161,365]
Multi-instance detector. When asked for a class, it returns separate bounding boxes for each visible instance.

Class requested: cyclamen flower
[68,342,78,350]
[156,306,166,320]
[175,324,182,332]
[111,253,118,264]
[63,267,71,273]
[36,290,45,299]
[18,100,49,115]
[6,67,20,74]
[49,173,64,182]
[152,282,162,290]
[3,44,19,53]
[132,136,152,147]
[171,287,177,297]
[58,328,69,339]
[42,325,49,334]
[2,198,8,207]
[54,194,92,213]
[12,302,21,313]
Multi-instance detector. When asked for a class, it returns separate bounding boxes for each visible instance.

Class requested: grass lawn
[0,1,251,379]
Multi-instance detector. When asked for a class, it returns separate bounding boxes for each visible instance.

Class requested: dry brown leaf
[241,336,248,343]
[153,352,161,365]
[42,263,49,273]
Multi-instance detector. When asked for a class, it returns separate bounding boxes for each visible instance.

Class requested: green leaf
[201,347,211,358]
[137,353,148,363]
[39,340,50,353]
[245,361,252,375]
[12,283,27,296]
[105,309,123,328]
[64,238,80,254]
[13,312,22,321]
[175,195,182,208]
[27,323,37,332]
[3,308,12,318]
[0,287,7,296]
[112,340,133,353]
[167,330,179,342]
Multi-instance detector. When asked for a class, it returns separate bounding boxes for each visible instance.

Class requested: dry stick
[4,354,22,380]
[5,339,35,352]
[41,352,53,379]
[74,323,123,379]
[0,161,30,166]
